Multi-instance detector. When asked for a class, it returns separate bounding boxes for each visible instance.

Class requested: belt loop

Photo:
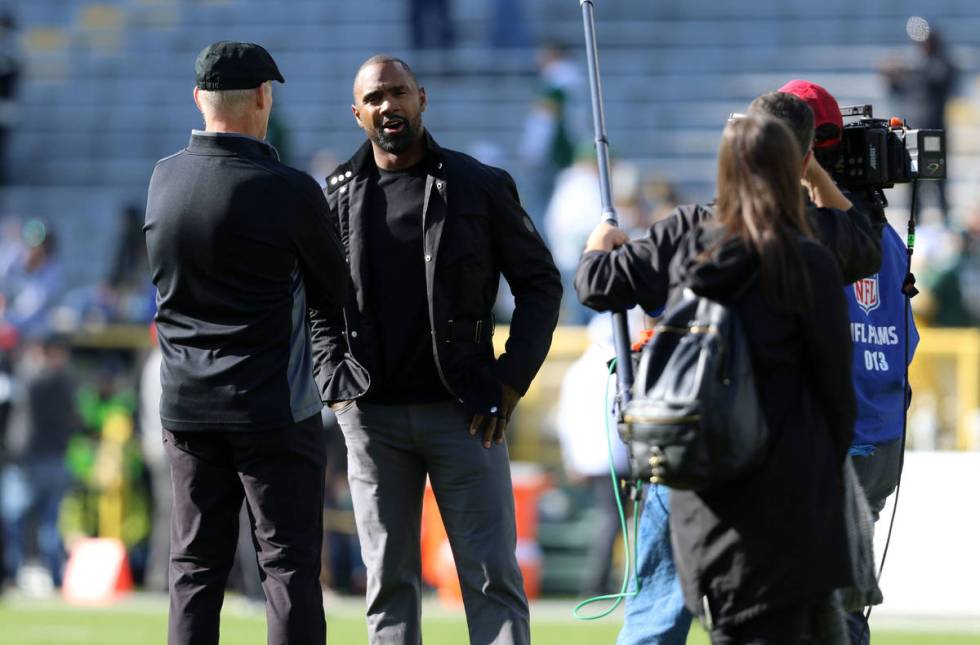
[474,320,483,343]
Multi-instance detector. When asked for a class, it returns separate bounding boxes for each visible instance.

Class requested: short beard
[374,119,420,154]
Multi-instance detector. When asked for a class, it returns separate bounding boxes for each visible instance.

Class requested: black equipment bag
[620,287,769,490]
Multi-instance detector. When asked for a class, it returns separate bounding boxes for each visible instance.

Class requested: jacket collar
[326,131,447,194]
[187,130,280,162]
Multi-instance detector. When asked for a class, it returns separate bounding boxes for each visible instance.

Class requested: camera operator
[576,89,883,645]
[781,79,920,645]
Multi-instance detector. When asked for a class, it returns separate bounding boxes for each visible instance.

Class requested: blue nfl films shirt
[846,224,919,446]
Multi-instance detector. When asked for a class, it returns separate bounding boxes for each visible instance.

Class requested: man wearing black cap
[144,41,346,645]
[311,55,561,645]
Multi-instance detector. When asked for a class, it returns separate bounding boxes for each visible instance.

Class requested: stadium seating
[3,0,979,287]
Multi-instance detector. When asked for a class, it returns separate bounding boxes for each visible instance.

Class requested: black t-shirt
[363,162,451,404]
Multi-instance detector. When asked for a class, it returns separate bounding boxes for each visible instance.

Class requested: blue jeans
[617,485,692,645]
[3,457,70,585]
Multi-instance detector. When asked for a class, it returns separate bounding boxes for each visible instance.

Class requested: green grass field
[3,595,979,645]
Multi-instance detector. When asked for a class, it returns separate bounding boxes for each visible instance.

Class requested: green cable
[573,357,643,620]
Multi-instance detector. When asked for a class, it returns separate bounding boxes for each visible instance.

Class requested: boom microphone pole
[580,0,634,408]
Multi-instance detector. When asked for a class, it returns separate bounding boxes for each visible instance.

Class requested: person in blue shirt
[842,196,919,645]
[782,80,920,645]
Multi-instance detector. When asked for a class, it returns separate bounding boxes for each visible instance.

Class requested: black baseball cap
[195,41,285,90]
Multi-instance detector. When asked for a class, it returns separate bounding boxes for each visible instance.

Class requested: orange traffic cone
[62,537,134,604]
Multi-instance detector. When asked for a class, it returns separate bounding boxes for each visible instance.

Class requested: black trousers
[709,595,842,645]
[164,414,327,645]
[710,602,810,645]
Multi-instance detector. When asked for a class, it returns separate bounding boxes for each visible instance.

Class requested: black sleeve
[574,203,711,313]
[488,168,563,395]
[306,188,350,401]
[800,241,857,460]
[292,179,347,316]
[807,201,882,284]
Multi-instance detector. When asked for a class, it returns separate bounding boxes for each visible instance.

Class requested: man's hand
[802,158,853,212]
[469,383,521,449]
[584,222,629,253]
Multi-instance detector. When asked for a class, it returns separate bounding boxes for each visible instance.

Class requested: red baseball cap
[778,79,844,148]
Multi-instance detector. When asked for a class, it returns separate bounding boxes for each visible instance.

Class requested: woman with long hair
[667,114,856,644]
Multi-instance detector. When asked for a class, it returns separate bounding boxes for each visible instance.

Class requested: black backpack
[620,287,769,490]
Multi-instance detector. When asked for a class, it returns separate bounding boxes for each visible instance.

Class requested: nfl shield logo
[854,275,880,315]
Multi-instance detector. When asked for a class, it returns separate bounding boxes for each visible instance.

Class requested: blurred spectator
[0,320,14,587]
[535,42,589,146]
[102,205,155,324]
[882,22,957,223]
[0,9,21,185]
[0,216,23,281]
[3,336,78,589]
[555,313,631,596]
[544,149,646,323]
[545,146,599,277]
[68,355,149,557]
[2,221,64,340]
[917,207,980,326]
[409,0,455,50]
[138,325,168,592]
[520,42,587,225]
[544,147,598,323]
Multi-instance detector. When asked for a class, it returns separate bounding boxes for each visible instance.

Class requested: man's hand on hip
[469,383,522,449]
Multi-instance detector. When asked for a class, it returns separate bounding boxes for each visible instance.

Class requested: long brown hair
[715,114,815,311]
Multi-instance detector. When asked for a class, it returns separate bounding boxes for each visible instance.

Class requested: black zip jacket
[668,224,855,626]
[310,133,562,416]
[145,131,347,431]
[575,198,882,313]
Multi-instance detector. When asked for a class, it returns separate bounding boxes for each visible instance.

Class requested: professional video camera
[830,105,946,191]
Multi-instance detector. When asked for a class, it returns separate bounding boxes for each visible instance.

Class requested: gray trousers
[337,400,530,645]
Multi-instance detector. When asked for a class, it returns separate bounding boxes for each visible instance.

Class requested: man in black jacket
[577,90,882,645]
[144,42,346,645]
[310,55,561,645]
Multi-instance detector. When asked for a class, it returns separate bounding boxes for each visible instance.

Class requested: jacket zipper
[421,173,460,400]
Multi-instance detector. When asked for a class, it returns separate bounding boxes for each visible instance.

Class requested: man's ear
[351,104,363,129]
[255,84,268,110]
[418,86,427,113]
[193,86,203,112]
